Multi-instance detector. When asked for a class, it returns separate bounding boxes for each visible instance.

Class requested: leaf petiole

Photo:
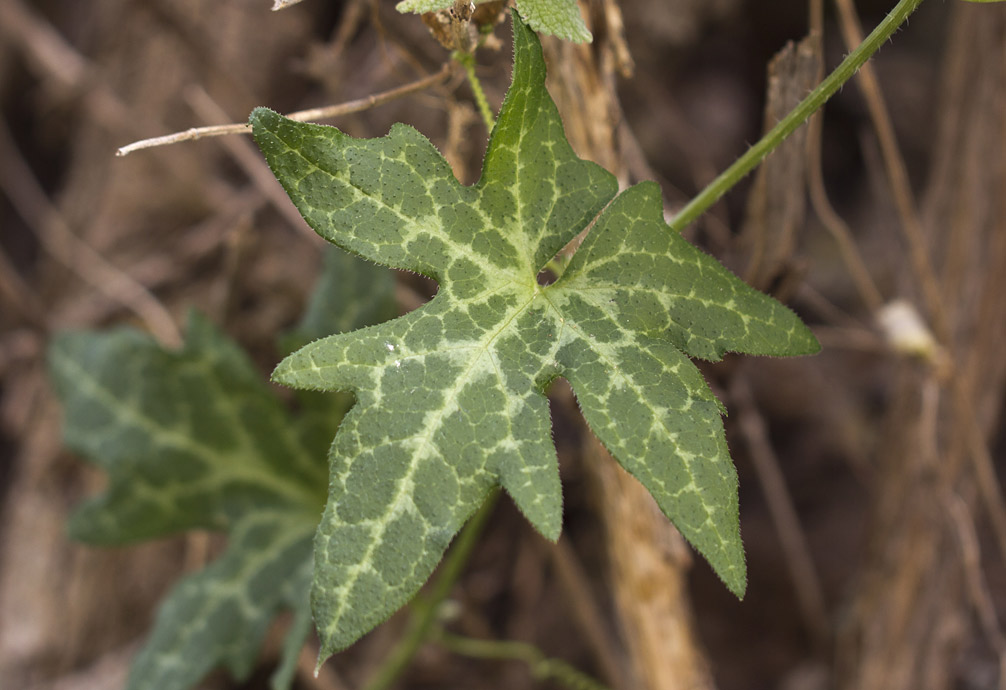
[453,49,497,132]
[435,631,612,690]
[668,0,926,232]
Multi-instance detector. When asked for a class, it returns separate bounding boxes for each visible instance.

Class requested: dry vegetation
[1,1,1004,689]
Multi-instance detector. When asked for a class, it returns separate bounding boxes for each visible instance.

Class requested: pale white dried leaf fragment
[272,0,308,10]
[877,299,939,360]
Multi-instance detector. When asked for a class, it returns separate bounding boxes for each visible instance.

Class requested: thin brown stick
[304,0,369,90]
[809,0,824,37]
[0,329,41,379]
[806,136,886,313]
[50,189,264,330]
[117,63,455,157]
[731,375,829,646]
[0,242,48,330]
[797,281,872,331]
[832,0,948,340]
[546,537,626,690]
[945,492,1006,690]
[810,326,887,354]
[0,0,129,132]
[803,21,885,314]
[834,0,1006,570]
[952,378,1006,568]
[0,117,182,347]
[184,86,319,239]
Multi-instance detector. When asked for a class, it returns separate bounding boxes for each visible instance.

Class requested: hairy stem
[454,50,496,132]
[436,631,611,690]
[668,0,926,232]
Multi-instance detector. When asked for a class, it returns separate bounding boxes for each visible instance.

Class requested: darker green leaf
[50,250,398,690]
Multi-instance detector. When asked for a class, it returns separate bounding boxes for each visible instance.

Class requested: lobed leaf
[125,514,315,690]
[51,250,398,690]
[252,11,818,662]
[51,313,327,544]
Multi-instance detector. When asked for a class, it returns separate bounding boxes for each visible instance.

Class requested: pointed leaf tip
[53,248,399,689]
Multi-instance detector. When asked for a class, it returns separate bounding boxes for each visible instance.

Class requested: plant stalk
[436,631,612,690]
[454,50,497,132]
[668,0,926,232]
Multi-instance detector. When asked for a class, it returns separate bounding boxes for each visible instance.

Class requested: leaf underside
[396,0,592,43]
[251,12,819,661]
[50,250,397,690]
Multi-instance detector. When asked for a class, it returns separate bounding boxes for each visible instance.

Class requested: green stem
[436,631,611,690]
[668,0,926,232]
[454,50,496,132]
[361,490,501,690]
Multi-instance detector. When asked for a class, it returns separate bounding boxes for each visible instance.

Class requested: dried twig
[117,63,455,156]
[0,0,130,132]
[833,0,1006,570]
[952,379,1006,568]
[545,537,625,690]
[832,0,948,340]
[805,128,886,314]
[0,117,182,346]
[0,243,47,330]
[731,375,829,646]
[803,11,885,314]
[945,492,1006,690]
[184,86,319,239]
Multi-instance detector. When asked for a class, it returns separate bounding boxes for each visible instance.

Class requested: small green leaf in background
[49,249,397,690]
[397,0,592,43]
[251,11,818,662]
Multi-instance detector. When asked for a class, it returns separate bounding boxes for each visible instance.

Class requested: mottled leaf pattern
[50,250,398,690]
[53,314,327,545]
[396,0,591,43]
[251,14,818,660]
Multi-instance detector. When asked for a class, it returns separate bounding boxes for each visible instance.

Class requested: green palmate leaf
[396,0,592,43]
[52,314,327,544]
[50,250,398,690]
[251,12,818,660]
[127,515,315,690]
[50,313,323,690]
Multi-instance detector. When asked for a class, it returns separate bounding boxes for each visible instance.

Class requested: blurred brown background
[1,0,1004,689]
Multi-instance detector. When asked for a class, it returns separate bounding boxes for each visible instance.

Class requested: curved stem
[436,631,611,690]
[669,0,926,232]
[362,489,501,690]
[454,50,496,132]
